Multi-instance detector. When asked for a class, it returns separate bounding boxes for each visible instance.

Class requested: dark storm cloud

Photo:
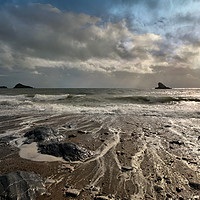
[0,1,200,87]
[0,3,163,74]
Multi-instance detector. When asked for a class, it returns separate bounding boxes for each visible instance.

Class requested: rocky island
[155,82,172,89]
[13,83,33,88]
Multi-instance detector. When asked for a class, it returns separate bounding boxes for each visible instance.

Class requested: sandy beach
[0,111,200,200]
[1,0,200,198]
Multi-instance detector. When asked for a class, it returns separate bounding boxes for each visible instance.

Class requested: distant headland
[155,82,172,89]
[0,83,33,89]
[14,83,33,88]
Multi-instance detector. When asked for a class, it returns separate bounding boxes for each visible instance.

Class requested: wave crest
[108,96,200,104]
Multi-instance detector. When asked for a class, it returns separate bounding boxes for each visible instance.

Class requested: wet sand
[19,142,65,162]
[0,114,200,199]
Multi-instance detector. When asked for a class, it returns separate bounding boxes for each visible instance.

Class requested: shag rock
[0,171,45,200]
[13,83,33,88]
[39,142,93,162]
[24,127,64,144]
[155,82,171,89]
[0,86,7,88]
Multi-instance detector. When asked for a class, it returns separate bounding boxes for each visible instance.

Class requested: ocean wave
[0,94,89,106]
[107,96,200,104]
[32,94,87,101]
[0,95,28,106]
[33,94,70,101]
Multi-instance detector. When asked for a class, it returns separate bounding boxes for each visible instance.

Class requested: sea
[0,88,200,199]
[0,88,200,118]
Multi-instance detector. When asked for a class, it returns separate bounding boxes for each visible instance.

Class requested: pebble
[121,166,133,172]
[65,188,81,197]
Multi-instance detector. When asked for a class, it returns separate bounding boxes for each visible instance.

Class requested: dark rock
[65,188,81,197]
[116,151,121,155]
[24,127,64,144]
[189,160,198,165]
[164,177,171,184]
[13,83,33,88]
[0,86,7,88]
[0,171,45,200]
[68,134,77,139]
[164,125,171,128]
[182,157,188,161]
[121,166,133,172]
[116,151,125,156]
[77,130,86,134]
[155,82,171,89]
[62,125,72,129]
[39,142,93,162]
[24,126,92,162]
[169,140,184,146]
[176,187,182,193]
[166,194,172,198]
[189,182,200,190]
[154,185,163,193]
[156,176,162,182]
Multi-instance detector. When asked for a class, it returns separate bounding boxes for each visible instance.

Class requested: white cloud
[0,2,200,89]
[0,3,164,74]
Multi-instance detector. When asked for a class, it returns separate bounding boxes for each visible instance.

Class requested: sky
[1,0,200,88]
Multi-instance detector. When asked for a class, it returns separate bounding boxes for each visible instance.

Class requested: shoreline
[0,113,200,199]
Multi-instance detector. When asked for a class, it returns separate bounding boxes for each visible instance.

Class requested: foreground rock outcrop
[155,82,171,89]
[0,171,45,200]
[24,127,92,162]
[13,83,33,88]
[39,142,93,162]
[1,114,199,200]
[24,127,64,144]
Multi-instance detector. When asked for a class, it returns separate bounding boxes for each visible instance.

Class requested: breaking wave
[108,96,200,104]
[1,93,200,107]
[0,94,87,105]
[0,88,200,117]
[33,94,70,101]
